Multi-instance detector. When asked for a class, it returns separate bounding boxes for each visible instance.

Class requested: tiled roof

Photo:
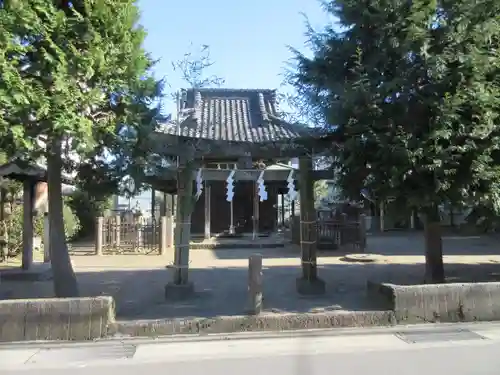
[156,88,315,143]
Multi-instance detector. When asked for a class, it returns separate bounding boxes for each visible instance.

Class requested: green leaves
[292,0,500,210]
[0,0,162,188]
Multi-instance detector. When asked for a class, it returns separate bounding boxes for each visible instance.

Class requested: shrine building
[146,88,331,239]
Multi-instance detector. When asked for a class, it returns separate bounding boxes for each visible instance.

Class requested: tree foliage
[291,0,500,281]
[0,0,163,296]
[67,190,112,239]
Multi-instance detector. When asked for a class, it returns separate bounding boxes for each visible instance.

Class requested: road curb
[112,310,396,337]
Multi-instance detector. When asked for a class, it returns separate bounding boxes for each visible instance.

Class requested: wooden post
[281,193,285,228]
[410,210,415,229]
[165,216,173,247]
[22,180,34,270]
[160,193,167,216]
[379,201,385,232]
[95,216,103,255]
[359,213,367,252]
[136,216,143,250]
[159,216,167,255]
[340,212,348,246]
[151,189,156,219]
[248,254,263,315]
[171,194,176,217]
[204,182,211,239]
[229,199,235,235]
[252,183,259,240]
[169,156,195,288]
[165,155,195,300]
[43,212,50,262]
[296,155,325,295]
[0,188,6,262]
[114,215,121,248]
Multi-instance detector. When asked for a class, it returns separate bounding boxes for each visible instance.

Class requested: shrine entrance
[232,181,254,234]
[144,88,334,298]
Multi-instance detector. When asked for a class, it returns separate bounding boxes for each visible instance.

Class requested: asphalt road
[3,323,500,374]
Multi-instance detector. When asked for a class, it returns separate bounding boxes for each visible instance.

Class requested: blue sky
[138,0,332,114]
[125,0,332,209]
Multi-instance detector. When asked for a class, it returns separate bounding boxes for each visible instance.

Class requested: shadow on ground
[208,246,354,260]
[363,231,500,256]
[67,231,500,261]
[2,261,500,321]
[207,232,500,259]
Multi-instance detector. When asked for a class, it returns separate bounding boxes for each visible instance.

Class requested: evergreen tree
[0,0,162,296]
[290,0,500,282]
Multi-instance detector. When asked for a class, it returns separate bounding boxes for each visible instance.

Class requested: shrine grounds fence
[290,213,367,251]
[94,210,366,255]
[95,215,173,255]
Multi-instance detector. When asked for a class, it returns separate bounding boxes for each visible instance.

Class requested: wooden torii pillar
[296,155,325,295]
[21,179,35,270]
[164,154,195,300]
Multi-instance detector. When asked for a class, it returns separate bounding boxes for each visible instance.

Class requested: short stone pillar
[43,212,50,262]
[95,216,103,256]
[159,216,168,255]
[248,254,263,315]
[135,216,143,249]
[165,216,173,247]
[359,214,367,252]
[114,215,121,248]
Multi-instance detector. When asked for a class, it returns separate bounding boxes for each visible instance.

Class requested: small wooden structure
[0,159,74,271]
[143,88,334,296]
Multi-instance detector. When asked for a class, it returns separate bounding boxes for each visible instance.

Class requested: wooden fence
[95,215,173,255]
[95,210,366,255]
[291,212,367,251]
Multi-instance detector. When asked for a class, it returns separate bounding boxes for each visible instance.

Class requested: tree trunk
[423,205,445,283]
[47,139,79,297]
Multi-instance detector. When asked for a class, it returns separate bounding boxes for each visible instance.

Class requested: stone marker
[248,254,263,315]
[95,216,104,255]
[159,216,168,255]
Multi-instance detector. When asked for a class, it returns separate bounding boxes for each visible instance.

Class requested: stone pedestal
[296,277,326,295]
[164,281,194,301]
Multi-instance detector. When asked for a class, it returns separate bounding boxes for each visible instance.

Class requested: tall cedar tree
[0,0,162,296]
[291,0,500,282]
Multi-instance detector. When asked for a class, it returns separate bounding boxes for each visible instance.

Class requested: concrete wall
[5,281,500,342]
[0,296,115,342]
[368,281,500,324]
[114,310,396,337]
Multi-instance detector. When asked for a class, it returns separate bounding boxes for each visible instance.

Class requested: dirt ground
[2,232,500,320]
